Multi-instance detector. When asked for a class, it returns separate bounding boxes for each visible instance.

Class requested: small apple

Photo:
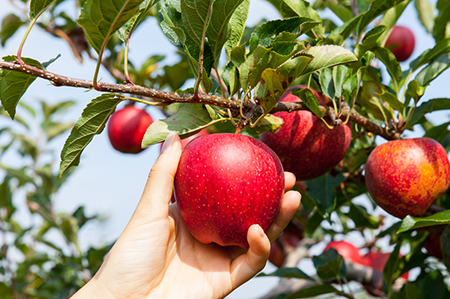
[260,87,352,181]
[107,105,153,154]
[385,25,415,62]
[365,137,450,219]
[324,240,364,264]
[174,133,285,248]
[269,241,285,268]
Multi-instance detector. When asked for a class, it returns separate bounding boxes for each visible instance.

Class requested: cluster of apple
[104,25,449,254]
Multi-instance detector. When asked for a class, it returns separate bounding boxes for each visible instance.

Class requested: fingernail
[161,132,176,154]
[257,225,265,238]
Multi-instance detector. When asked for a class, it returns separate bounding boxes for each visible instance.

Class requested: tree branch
[0,60,400,140]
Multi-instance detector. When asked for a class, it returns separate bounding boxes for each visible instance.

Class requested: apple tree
[1,0,450,298]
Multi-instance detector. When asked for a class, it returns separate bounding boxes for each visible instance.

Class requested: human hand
[72,133,301,299]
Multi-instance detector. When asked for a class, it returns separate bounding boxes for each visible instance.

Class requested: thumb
[131,132,182,223]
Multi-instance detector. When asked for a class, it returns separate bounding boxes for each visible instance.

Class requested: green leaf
[313,248,346,280]
[441,227,450,269]
[304,173,345,219]
[302,45,358,76]
[384,239,402,288]
[347,203,380,229]
[29,0,56,20]
[291,87,324,118]
[285,284,342,299]
[60,215,79,247]
[395,283,425,299]
[248,17,317,54]
[0,56,44,119]
[207,0,245,61]
[142,104,228,147]
[432,0,450,42]
[378,0,411,46]
[409,98,450,126]
[319,67,334,99]
[378,91,404,112]
[253,69,284,114]
[276,53,313,86]
[59,94,123,177]
[414,0,435,33]
[243,114,283,136]
[354,25,386,59]
[397,210,450,233]
[410,38,450,72]
[356,0,407,39]
[322,0,353,23]
[77,0,143,53]
[117,0,157,42]
[181,0,213,45]
[281,0,324,37]
[224,0,250,56]
[415,53,450,87]
[238,46,271,91]
[372,46,402,86]
[0,14,26,47]
[333,65,349,100]
[257,267,315,280]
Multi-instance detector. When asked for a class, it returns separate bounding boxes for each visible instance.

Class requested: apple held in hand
[174,133,285,248]
[365,137,450,219]
[260,88,352,181]
[107,105,153,154]
[385,25,415,62]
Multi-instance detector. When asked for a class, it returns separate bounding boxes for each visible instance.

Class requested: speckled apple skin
[365,138,450,219]
[260,93,352,181]
[174,133,285,248]
[107,106,153,154]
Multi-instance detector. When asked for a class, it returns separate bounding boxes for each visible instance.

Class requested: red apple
[260,88,352,181]
[174,133,285,248]
[107,105,153,154]
[385,25,415,62]
[324,240,364,264]
[360,251,408,279]
[365,137,450,219]
[160,129,209,151]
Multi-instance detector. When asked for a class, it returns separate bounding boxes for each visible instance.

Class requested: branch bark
[0,60,401,140]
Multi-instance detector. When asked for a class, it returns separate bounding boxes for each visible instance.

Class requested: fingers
[230,224,271,288]
[266,190,301,243]
[284,172,296,191]
[131,133,182,222]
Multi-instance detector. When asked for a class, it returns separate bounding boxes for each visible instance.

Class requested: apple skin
[260,88,352,181]
[365,137,450,219]
[324,240,364,264]
[107,106,153,154]
[385,25,415,62]
[174,133,285,248]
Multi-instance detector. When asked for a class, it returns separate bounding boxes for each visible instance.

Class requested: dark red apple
[385,25,415,62]
[365,137,450,219]
[107,105,153,154]
[174,133,285,248]
[260,87,352,181]
[269,241,285,268]
[324,240,364,264]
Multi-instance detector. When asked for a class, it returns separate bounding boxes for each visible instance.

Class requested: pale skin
[73,133,301,299]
